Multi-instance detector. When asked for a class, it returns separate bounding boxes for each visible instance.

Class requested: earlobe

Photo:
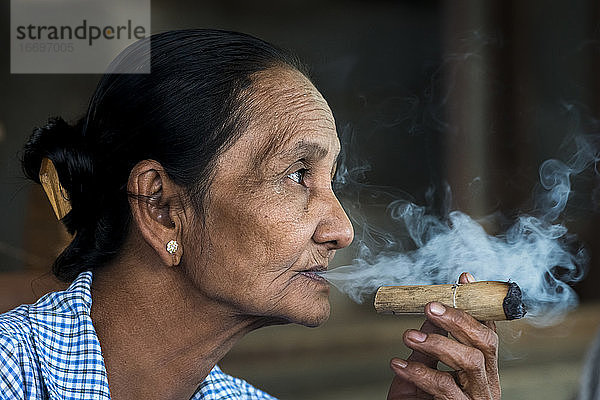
[165,239,184,266]
[127,160,185,268]
[166,240,179,254]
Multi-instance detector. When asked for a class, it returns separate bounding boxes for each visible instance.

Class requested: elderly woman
[0,29,500,400]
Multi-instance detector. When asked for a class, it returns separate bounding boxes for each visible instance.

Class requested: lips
[299,265,328,283]
[302,265,327,273]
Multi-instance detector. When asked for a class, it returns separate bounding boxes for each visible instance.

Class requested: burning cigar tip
[374,281,526,321]
[503,282,527,320]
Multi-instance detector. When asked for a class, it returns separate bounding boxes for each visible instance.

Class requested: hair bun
[22,117,95,233]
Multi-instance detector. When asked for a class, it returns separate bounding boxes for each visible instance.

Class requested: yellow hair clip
[39,157,72,220]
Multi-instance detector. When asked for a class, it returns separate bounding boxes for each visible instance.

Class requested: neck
[90,257,263,400]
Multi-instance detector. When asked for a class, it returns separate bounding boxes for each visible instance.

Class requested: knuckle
[479,329,499,356]
[410,363,429,378]
[448,308,469,326]
[464,349,486,372]
[435,371,457,395]
[487,329,499,347]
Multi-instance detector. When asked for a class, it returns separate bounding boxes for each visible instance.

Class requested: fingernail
[429,302,446,316]
[466,272,475,283]
[407,330,427,343]
[392,358,408,368]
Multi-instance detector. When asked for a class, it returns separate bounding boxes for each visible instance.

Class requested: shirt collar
[28,271,111,400]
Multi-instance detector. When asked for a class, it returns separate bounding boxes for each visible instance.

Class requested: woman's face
[183,67,354,327]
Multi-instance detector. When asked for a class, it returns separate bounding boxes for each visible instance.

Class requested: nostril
[313,216,354,249]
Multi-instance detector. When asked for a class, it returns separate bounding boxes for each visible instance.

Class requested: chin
[260,278,332,327]
[294,298,331,328]
[302,313,329,328]
[256,301,330,328]
[263,296,330,328]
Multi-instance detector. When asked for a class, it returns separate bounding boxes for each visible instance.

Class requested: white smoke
[323,135,600,326]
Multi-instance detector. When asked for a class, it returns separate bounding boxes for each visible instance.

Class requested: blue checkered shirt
[0,271,278,399]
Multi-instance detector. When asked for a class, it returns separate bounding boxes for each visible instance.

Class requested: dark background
[1,1,600,399]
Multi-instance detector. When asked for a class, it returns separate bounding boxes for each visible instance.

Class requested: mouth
[298,265,328,283]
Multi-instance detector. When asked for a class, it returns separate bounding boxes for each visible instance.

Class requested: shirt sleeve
[0,335,25,400]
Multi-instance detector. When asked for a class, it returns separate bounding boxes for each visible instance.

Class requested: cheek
[198,186,315,287]
[185,180,331,324]
[255,186,322,259]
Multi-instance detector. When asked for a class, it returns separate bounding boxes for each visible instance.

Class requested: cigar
[374,281,526,321]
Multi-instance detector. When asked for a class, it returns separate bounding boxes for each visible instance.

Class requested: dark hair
[21,29,308,282]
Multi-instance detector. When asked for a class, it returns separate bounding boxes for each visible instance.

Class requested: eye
[287,168,308,185]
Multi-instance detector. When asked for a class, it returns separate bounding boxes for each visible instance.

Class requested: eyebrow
[283,141,329,162]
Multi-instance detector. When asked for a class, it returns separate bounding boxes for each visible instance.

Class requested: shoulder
[0,271,96,399]
[0,291,74,399]
[0,307,41,399]
[0,303,31,341]
[192,365,278,400]
[0,270,90,339]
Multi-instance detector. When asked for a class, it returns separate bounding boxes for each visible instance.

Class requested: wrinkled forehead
[242,67,339,163]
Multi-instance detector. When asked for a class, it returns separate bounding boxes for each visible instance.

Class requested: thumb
[459,271,476,284]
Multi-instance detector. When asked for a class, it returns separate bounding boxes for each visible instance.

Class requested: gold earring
[166,240,179,254]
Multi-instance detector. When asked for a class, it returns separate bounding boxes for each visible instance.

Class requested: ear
[127,160,186,267]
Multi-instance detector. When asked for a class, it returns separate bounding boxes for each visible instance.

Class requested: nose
[312,190,354,250]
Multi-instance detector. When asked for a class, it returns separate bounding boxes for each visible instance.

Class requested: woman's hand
[387,272,501,400]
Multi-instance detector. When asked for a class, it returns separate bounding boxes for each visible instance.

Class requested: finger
[408,319,448,368]
[424,302,500,391]
[403,331,493,397]
[419,318,448,336]
[404,331,484,373]
[480,321,500,397]
[424,302,499,362]
[399,320,449,399]
[483,320,497,333]
[390,358,468,400]
[386,374,432,399]
[458,272,499,396]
